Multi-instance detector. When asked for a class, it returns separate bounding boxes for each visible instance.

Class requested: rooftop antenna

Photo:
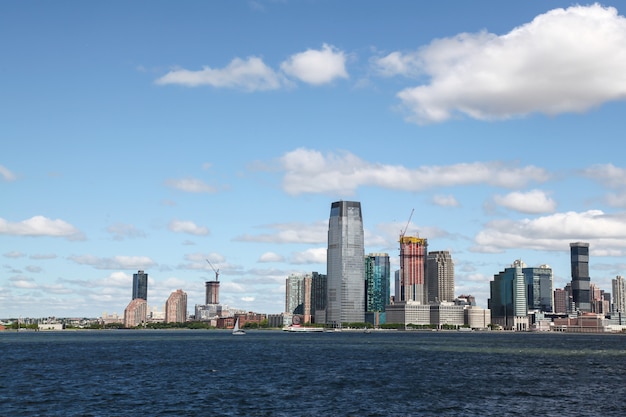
[206,259,220,282]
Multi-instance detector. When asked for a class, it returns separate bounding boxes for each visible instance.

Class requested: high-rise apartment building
[286,274,313,322]
[553,288,570,314]
[570,242,591,312]
[124,298,147,328]
[365,253,390,325]
[426,250,455,303]
[399,235,428,304]
[488,260,528,331]
[132,270,148,300]
[612,276,626,313]
[165,289,188,323]
[522,264,554,312]
[311,271,327,324]
[327,201,365,326]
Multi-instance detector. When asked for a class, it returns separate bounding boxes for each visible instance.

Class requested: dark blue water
[1,330,625,416]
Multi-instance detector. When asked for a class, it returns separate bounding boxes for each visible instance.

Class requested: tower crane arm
[206,259,220,281]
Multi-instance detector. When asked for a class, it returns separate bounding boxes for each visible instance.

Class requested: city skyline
[3,2,626,317]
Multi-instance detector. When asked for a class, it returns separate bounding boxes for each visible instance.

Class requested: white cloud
[106,223,147,240]
[3,251,24,259]
[280,44,348,85]
[583,163,626,188]
[493,189,556,214]
[433,194,460,207]
[155,57,284,91]
[235,221,327,244]
[290,248,327,265]
[168,220,210,236]
[474,210,626,253]
[0,216,84,240]
[0,165,17,181]
[164,178,216,193]
[69,255,156,270]
[258,252,285,263]
[386,4,626,124]
[279,148,549,195]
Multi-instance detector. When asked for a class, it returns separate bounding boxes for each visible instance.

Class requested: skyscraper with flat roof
[165,289,187,323]
[399,235,427,304]
[327,201,365,326]
[612,276,625,313]
[522,264,554,312]
[488,260,528,331]
[426,251,455,303]
[365,252,390,325]
[132,270,148,300]
[570,242,591,312]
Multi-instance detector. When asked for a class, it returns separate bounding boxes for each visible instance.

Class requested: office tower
[327,201,365,326]
[553,288,569,314]
[286,274,313,322]
[365,253,390,325]
[570,242,591,312]
[612,276,625,313]
[394,270,401,302]
[124,298,147,328]
[399,235,428,304]
[522,264,554,312]
[165,289,188,323]
[205,281,220,304]
[132,270,148,300]
[488,260,528,331]
[426,251,455,303]
[311,272,327,324]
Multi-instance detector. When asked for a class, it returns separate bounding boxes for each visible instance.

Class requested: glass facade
[522,265,554,313]
[132,270,148,301]
[488,262,528,330]
[327,201,365,326]
[570,242,591,312]
[365,253,390,323]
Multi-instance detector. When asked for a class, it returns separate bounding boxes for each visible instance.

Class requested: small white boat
[232,318,246,335]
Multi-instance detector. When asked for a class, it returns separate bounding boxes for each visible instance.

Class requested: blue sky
[3,1,626,318]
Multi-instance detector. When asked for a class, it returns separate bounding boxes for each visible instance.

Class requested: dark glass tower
[570,242,591,312]
[327,201,365,326]
[365,253,390,325]
[132,270,148,301]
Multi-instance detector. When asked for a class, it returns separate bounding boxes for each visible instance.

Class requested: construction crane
[206,259,220,282]
[400,208,414,239]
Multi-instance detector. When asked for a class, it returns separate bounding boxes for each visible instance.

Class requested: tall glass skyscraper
[488,260,528,331]
[327,201,365,326]
[132,270,148,300]
[522,264,554,312]
[426,250,455,303]
[570,242,591,312]
[365,252,390,325]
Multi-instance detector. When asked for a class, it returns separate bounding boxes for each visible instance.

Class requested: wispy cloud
[0,165,17,181]
[168,220,210,236]
[68,255,156,270]
[0,216,84,240]
[164,178,216,193]
[279,148,549,195]
[373,4,626,124]
[106,223,147,240]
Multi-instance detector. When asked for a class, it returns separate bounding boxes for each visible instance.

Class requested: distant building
[205,281,220,305]
[311,272,327,324]
[553,288,571,314]
[285,274,313,323]
[399,235,428,304]
[488,260,529,331]
[386,301,430,326]
[570,242,591,312]
[522,264,554,312]
[132,270,148,301]
[426,250,455,303]
[165,289,187,323]
[612,276,626,313]
[124,298,147,328]
[327,201,365,326]
[365,253,390,326]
